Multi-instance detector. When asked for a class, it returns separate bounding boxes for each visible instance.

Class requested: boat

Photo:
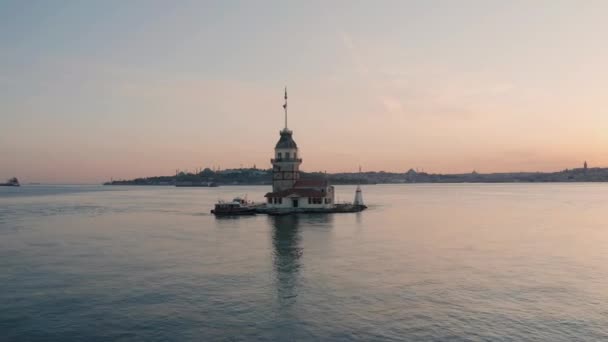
[211,197,260,216]
[0,177,20,187]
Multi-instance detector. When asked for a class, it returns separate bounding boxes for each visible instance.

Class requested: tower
[271,88,302,192]
[354,166,364,207]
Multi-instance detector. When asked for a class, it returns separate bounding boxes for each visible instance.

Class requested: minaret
[271,88,302,192]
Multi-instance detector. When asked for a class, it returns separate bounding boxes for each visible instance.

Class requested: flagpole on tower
[283,87,288,130]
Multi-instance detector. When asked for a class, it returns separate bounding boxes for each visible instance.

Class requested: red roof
[293,179,328,188]
[265,188,325,198]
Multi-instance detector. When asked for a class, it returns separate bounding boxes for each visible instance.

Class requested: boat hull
[211,208,257,216]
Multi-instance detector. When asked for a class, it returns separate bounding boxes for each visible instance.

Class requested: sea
[1,184,607,341]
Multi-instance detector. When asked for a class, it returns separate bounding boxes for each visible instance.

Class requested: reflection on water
[2,184,608,341]
[270,215,303,305]
[270,214,334,307]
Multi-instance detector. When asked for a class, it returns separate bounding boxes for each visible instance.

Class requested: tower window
[285,152,290,159]
[277,152,282,159]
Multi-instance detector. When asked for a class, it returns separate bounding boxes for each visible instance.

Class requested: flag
[283,87,288,109]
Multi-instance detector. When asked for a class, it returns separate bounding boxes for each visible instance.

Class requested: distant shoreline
[103,167,608,186]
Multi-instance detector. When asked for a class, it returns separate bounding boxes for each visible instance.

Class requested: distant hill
[104,167,608,186]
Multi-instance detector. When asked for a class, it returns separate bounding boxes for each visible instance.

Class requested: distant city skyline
[2,1,608,183]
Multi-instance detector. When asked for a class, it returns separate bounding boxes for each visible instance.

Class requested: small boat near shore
[0,177,20,187]
[210,197,262,216]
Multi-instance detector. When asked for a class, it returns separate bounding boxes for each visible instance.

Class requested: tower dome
[275,130,298,149]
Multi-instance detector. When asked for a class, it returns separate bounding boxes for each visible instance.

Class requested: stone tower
[271,88,302,192]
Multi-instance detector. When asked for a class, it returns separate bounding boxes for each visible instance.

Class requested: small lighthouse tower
[353,166,365,207]
[271,88,302,192]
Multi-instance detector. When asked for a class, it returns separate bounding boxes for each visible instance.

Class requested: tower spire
[282,87,288,130]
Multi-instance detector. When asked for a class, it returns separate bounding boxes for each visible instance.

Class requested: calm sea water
[1,184,607,341]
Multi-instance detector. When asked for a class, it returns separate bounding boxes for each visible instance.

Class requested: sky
[1,0,608,183]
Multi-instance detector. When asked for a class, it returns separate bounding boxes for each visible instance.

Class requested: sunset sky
[2,1,608,183]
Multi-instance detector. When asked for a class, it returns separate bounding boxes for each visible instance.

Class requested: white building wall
[327,186,335,204]
[266,197,291,209]
[267,195,334,209]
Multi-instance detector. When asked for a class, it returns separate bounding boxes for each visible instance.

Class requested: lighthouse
[271,87,302,192]
[353,166,365,207]
[265,88,335,210]
[212,87,367,215]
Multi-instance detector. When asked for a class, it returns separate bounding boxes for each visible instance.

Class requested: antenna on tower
[282,87,288,130]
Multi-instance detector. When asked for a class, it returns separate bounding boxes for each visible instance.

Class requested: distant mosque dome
[275,130,298,149]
